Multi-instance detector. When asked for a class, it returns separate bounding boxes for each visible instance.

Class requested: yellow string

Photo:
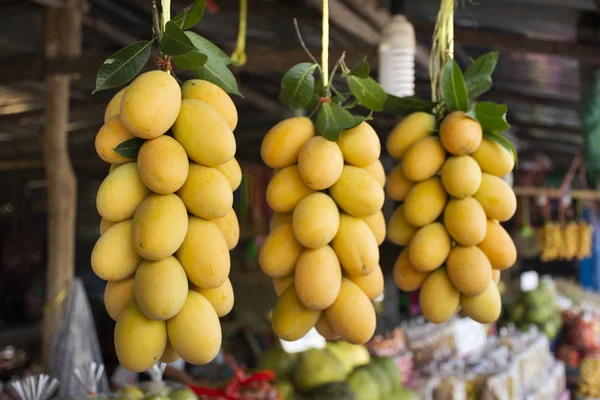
[322,0,330,88]
[231,0,248,66]
[43,283,70,315]
[429,0,455,103]
[161,0,171,30]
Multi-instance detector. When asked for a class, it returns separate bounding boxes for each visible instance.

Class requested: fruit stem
[321,0,330,90]
[293,19,321,69]
[152,0,162,43]
[231,0,248,66]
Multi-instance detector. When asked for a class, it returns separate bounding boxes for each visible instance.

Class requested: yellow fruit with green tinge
[297,136,343,190]
[96,163,150,222]
[211,208,239,250]
[386,164,413,201]
[474,173,517,222]
[403,177,447,227]
[266,165,314,213]
[95,116,136,164]
[292,193,339,249]
[167,291,222,365]
[132,194,188,260]
[361,210,386,246]
[134,256,188,320]
[120,71,181,139]
[114,302,167,372]
[215,157,242,191]
[181,79,238,130]
[471,138,514,177]
[338,122,381,167]
[478,220,517,270]
[104,277,135,321]
[194,278,234,317]
[173,99,236,167]
[393,249,427,292]
[402,136,446,181]
[176,217,230,289]
[419,269,460,324]
[460,283,502,323]
[332,214,379,276]
[261,117,315,168]
[439,111,482,156]
[91,220,141,281]
[441,156,482,198]
[100,218,115,235]
[325,279,376,344]
[178,164,233,219]
[315,314,340,340]
[273,275,294,296]
[269,212,293,232]
[259,223,303,278]
[447,246,492,296]
[386,112,435,158]
[492,269,501,284]
[330,165,384,218]
[363,160,386,188]
[104,87,126,122]
[387,205,417,246]
[137,135,189,194]
[160,341,180,363]
[408,223,451,272]
[443,197,488,246]
[271,286,321,342]
[348,265,384,300]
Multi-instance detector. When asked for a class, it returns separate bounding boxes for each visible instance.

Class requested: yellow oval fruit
[135,256,188,320]
[386,164,413,201]
[100,218,115,235]
[474,173,517,222]
[348,265,384,300]
[212,208,240,250]
[195,278,234,317]
[393,249,427,292]
[363,160,386,188]
[408,223,452,272]
[104,87,126,122]
[109,162,131,173]
[120,71,181,139]
[215,157,242,191]
[478,220,517,270]
[95,116,136,164]
[419,269,460,324]
[460,283,502,324]
[104,277,135,321]
[273,275,294,296]
[167,291,222,365]
[96,163,150,222]
[439,111,483,156]
[269,212,293,232]
[361,210,386,246]
[295,246,342,310]
[338,122,381,167]
[447,246,492,296]
[492,269,501,284]
[387,205,417,246]
[402,136,446,181]
[137,135,189,194]
[181,79,238,130]
[160,341,180,363]
[132,194,188,260]
[115,303,167,372]
[259,223,303,278]
[271,286,321,342]
[441,156,482,198]
[173,99,236,166]
[325,279,376,344]
[330,165,384,218]
[178,164,233,219]
[266,165,314,213]
[332,214,379,276]
[261,117,315,168]
[471,138,514,176]
[91,220,141,281]
[386,112,435,158]
[292,193,339,249]
[403,177,447,227]
[315,314,340,340]
[443,197,488,246]
[297,136,344,190]
[176,217,230,289]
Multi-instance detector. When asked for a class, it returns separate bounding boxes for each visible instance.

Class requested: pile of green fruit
[258,341,418,400]
[118,383,197,400]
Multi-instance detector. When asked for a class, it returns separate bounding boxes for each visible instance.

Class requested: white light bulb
[378,15,416,98]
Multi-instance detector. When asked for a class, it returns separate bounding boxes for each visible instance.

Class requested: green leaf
[467,101,511,134]
[466,76,492,101]
[172,0,206,30]
[172,50,208,70]
[484,132,518,165]
[279,63,318,109]
[302,76,323,112]
[349,58,370,78]
[442,59,469,112]
[185,32,232,65]
[346,76,387,112]
[382,95,436,116]
[316,102,361,141]
[195,62,241,96]
[160,21,196,56]
[464,51,499,100]
[113,137,145,159]
[94,40,153,93]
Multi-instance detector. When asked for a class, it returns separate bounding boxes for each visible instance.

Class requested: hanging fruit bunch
[259,11,389,344]
[91,0,243,372]
[387,0,518,325]
[539,219,594,262]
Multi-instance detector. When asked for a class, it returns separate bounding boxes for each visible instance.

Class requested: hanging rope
[231,0,248,66]
[322,0,330,89]
[161,0,171,30]
[429,0,455,103]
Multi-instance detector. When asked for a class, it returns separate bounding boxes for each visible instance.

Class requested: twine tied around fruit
[429,0,455,103]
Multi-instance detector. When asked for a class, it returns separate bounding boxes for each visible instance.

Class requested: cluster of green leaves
[93,0,240,96]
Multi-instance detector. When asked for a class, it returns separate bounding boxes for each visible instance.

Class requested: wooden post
[41,0,82,369]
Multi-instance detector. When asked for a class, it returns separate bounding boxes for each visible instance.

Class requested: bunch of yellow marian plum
[92,70,241,372]
[259,117,387,344]
[387,111,517,324]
